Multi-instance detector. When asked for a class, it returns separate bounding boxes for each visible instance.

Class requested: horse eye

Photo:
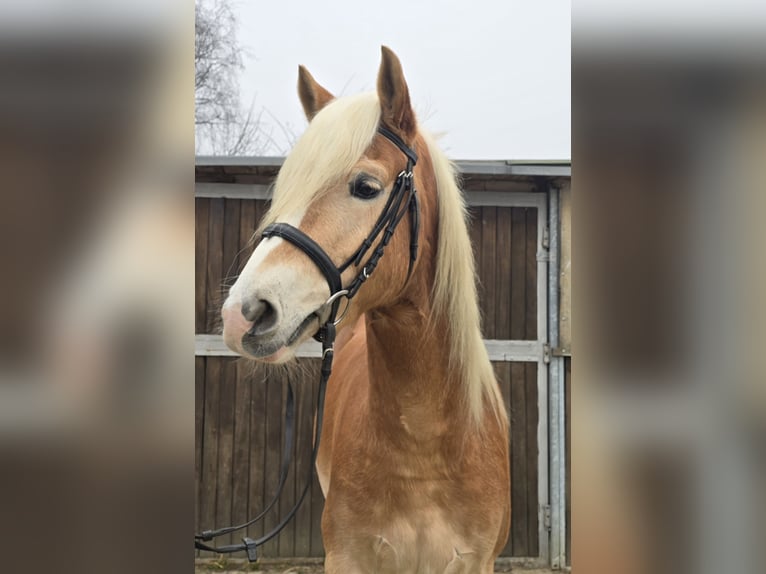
[349,176,382,200]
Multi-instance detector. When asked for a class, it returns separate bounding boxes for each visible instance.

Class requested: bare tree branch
[195,0,299,155]
[195,0,269,155]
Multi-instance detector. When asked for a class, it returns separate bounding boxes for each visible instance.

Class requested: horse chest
[324,476,488,574]
[326,508,477,573]
[372,507,477,574]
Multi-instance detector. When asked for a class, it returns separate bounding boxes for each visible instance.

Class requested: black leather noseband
[195,126,420,562]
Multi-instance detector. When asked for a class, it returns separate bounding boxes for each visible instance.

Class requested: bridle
[195,125,420,562]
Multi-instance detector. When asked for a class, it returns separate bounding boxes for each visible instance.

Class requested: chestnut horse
[222,47,510,574]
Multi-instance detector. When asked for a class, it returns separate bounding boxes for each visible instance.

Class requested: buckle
[242,537,258,562]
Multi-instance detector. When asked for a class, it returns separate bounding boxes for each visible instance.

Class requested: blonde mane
[263,92,505,427]
[260,93,381,230]
[422,132,507,427]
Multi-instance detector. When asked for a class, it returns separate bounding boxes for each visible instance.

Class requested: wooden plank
[525,208,538,341]
[239,199,257,273]
[199,357,221,556]
[510,208,527,341]
[465,189,545,205]
[261,371,284,557]
[221,198,242,295]
[524,208,539,554]
[479,207,497,338]
[197,334,542,362]
[247,364,267,540]
[495,207,512,340]
[196,182,273,199]
[309,373,325,556]
[195,198,210,333]
[294,359,319,556]
[195,357,205,536]
[245,198,268,271]
[509,361,529,556]
[278,375,297,557]
[205,198,225,334]
[257,197,270,220]
[255,198,269,237]
[525,362,539,556]
[494,362,514,557]
[467,203,483,345]
[230,360,252,546]
[215,359,237,546]
[467,206,482,287]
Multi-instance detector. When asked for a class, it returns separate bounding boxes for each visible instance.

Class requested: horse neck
[364,286,462,445]
[363,156,467,444]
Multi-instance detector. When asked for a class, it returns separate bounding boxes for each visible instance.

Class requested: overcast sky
[233,0,570,160]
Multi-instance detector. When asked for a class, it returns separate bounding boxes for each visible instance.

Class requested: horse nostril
[241,298,278,336]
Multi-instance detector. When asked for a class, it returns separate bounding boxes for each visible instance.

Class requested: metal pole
[535,193,550,565]
[547,183,566,569]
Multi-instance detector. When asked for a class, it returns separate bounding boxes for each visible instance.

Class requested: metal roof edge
[195,156,571,177]
[196,155,285,167]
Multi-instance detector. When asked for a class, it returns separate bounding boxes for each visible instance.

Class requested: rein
[195,126,419,562]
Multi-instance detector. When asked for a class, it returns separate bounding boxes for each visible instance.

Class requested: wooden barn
[195,157,571,569]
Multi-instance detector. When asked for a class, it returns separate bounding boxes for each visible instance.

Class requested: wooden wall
[195,196,542,558]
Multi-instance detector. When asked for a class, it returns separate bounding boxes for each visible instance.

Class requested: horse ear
[297,65,335,121]
[376,46,416,139]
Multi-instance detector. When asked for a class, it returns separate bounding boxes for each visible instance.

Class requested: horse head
[222,47,425,363]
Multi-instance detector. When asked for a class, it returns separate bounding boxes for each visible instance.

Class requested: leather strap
[407,188,420,278]
[377,125,418,165]
[262,223,343,296]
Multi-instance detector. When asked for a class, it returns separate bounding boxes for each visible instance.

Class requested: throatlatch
[194,126,419,562]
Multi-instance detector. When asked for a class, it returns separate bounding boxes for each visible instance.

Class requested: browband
[377,125,418,165]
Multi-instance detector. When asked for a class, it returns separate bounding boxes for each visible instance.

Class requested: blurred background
[573,2,766,574]
[0,1,192,573]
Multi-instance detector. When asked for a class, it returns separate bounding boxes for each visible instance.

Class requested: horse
[221,46,510,574]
